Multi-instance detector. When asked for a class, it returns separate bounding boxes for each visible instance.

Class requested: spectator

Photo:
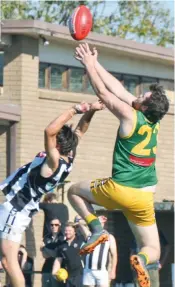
[41,218,64,287]
[39,192,69,238]
[75,215,118,287]
[52,222,84,287]
[16,245,33,287]
[131,229,170,287]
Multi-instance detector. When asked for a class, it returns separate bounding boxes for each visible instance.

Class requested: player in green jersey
[68,43,169,287]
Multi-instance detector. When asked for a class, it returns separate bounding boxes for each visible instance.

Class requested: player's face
[65,226,75,240]
[132,92,152,110]
[50,219,61,233]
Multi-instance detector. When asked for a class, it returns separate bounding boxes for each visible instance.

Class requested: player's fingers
[82,43,88,52]
[79,44,87,55]
[76,47,84,58]
[75,47,83,55]
[75,51,82,58]
[74,55,82,61]
[93,47,98,57]
[85,43,91,54]
[74,51,82,59]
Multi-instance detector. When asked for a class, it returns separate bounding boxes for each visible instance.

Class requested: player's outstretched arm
[44,103,89,171]
[95,59,137,106]
[74,100,105,140]
[75,44,133,121]
[75,44,136,106]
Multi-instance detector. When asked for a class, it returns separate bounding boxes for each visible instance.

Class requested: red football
[68,5,93,41]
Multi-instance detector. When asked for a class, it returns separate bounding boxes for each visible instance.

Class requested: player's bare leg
[129,221,160,287]
[68,181,108,254]
[0,239,25,287]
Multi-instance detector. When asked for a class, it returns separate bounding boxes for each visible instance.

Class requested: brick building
[0,20,174,286]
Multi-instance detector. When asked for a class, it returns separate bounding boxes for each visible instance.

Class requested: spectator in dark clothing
[18,245,33,287]
[52,222,84,287]
[39,193,69,238]
[41,218,65,287]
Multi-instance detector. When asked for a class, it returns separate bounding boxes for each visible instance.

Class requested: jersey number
[131,123,159,156]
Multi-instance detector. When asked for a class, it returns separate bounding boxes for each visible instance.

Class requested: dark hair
[50,217,61,224]
[20,245,26,249]
[56,125,78,156]
[143,83,169,123]
[43,192,57,203]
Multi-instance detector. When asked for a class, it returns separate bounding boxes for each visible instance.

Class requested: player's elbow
[44,126,51,136]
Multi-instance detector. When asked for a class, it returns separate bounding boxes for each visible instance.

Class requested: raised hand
[73,102,90,114]
[75,43,97,67]
[90,100,106,111]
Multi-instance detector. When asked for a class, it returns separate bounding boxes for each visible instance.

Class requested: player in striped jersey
[0,100,105,287]
[75,215,117,287]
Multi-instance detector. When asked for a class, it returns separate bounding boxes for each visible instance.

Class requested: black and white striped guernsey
[0,152,73,218]
[84,239,110,270]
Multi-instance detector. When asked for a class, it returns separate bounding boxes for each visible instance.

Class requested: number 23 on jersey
[131,123,160,156]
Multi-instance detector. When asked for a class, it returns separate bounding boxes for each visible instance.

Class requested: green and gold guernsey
[112,109,160,188]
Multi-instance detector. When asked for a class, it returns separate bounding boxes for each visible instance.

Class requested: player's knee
[150,239,161,259]
[67,183,80,198]
[67,184,76,202]
[154,243,161,259]
[149,245,160,261]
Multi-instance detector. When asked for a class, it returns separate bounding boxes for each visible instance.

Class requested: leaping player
[68,43,169,287]
[0,100,104,287]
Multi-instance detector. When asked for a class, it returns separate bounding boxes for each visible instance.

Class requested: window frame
[38,62,173,97]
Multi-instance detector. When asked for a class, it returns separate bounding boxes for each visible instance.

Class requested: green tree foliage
[1,0,174,47]
[1,1,30,19]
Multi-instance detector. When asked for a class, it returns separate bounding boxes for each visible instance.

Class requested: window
[0,53,4,86]
[159,79,174,103]
[123,75,139,95]
[141,77,157,94]
[159,79,174,91]
[69,67,85,92]
[38,62,173,99]
[51,65,67,90]
[39,63,48,88]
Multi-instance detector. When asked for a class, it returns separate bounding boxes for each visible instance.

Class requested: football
[68,5,93,41]
[56,268,68,281]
